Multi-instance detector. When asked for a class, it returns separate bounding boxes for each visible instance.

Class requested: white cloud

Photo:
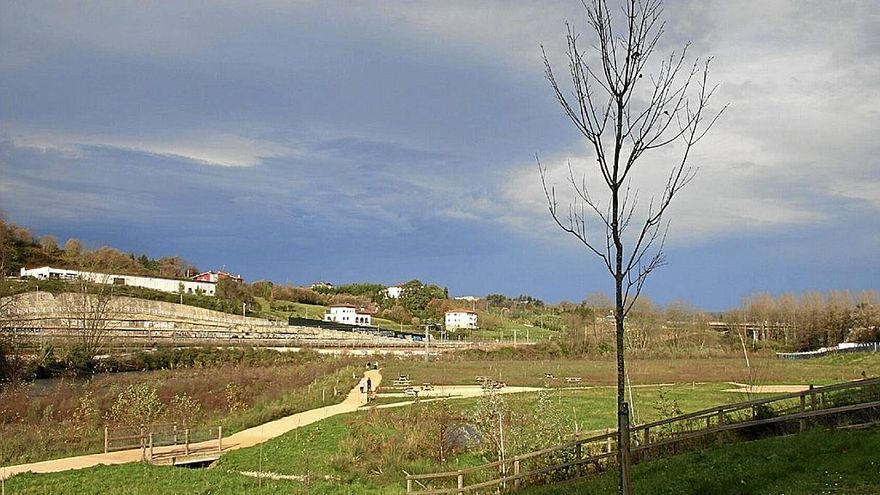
[6,128,296,167]
[468,0,880,246]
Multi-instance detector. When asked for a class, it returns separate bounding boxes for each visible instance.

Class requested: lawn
[5,353,880,494]
[519,427,880,495]
[252,297,328,321]
[11,426,877,495]
[252,297,420,331]
[382,353,880,388]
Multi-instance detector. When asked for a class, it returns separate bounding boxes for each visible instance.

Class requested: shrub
[168,392,202,426]
[107,383,164,426]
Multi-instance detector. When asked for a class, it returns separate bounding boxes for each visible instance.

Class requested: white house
[453,296,479,302]
[445,309,478,330]
[384,286,404,299]
[324,304,372,326]
[20,266,216,296]
[192,270,243,283]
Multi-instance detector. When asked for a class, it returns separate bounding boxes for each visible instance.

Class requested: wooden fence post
[643,427,650,447]
[606,428,612,453]
[218,426,223,452]
[799,395,806,432]
[514,459,521,489]
[810,385,816,410]
[184,429,190,455]
[148,433,153,461]
[173,423,178,445]
[140,425,146,461]
[406,477,412,493]
[619,403,633,495]
[457,471,464,495]
[104,426,109,453]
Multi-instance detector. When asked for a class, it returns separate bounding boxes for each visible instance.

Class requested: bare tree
[0,238,25,384]
[64,258,124,359]
[539,0,724,491]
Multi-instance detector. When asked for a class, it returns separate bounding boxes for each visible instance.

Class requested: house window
[113,278,126,285]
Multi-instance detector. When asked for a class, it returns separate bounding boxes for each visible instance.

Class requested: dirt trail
[723,382,811,394]
[0,370,382,480]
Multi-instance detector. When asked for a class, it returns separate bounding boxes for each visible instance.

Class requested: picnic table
[393,375,412,387]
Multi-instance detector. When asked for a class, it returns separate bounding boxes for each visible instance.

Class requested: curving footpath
[0,370,382,480]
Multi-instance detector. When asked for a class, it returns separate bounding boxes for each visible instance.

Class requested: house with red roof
[324,304,372,326]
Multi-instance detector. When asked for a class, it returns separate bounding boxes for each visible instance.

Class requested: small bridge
[104,423,224,466]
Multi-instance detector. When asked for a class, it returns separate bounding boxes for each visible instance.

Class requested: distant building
[445,309,478,330]
[384,286,404,299]
[324,304,372,326]
[192,270,243,283]
[20,266,216,296]
[453,296,479,302]
[311,281,334,290]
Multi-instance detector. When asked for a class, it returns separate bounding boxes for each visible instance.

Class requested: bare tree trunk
[539,1,725,493]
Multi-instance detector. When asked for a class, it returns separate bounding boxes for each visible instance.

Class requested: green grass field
[252,297,559,338]
[519,427,880,495]
[383,353,880,389]
[8,419,879,494]
[5,353,880,494]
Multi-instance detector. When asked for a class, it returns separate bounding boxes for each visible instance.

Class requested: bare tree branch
[540,1,724,492]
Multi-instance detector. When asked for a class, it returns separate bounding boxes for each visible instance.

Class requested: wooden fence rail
[406,377,880,494]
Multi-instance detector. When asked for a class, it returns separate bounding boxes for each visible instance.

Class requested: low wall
[1,292,415,347]
[776,342,880,360]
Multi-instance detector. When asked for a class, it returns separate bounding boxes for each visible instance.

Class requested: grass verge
[519,426,880,495]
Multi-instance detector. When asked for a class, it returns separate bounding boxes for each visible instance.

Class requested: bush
[107,383,164,426]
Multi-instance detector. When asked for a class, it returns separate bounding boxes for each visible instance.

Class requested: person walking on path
[367,377,372,393]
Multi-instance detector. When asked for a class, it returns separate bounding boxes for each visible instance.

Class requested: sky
[1,1,878,310]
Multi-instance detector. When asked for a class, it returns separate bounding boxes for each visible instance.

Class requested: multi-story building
[323,304,372,326]
[445,309,478,330]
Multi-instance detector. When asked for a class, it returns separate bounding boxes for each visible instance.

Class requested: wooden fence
[406,377,880,494]
[104,423,223,461]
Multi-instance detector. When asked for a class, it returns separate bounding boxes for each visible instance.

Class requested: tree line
[0,215,199,280]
